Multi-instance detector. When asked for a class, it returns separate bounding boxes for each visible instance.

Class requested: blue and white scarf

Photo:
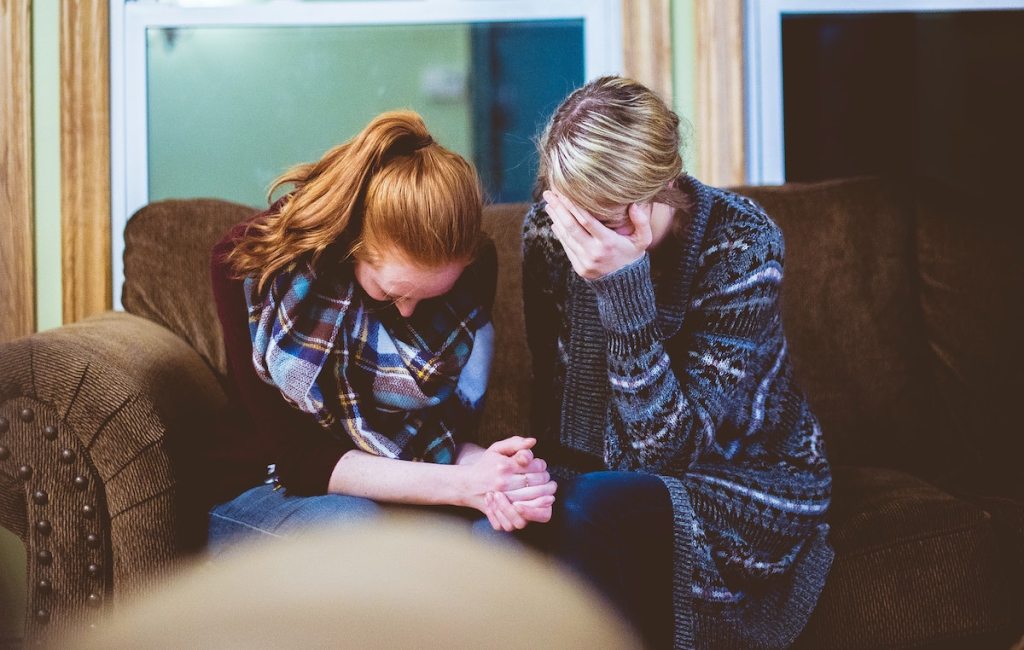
[244,258,493,464]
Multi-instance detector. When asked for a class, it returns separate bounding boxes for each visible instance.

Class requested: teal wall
[672,0,700,174]
[147,24,473,207]
[33,0,61,333]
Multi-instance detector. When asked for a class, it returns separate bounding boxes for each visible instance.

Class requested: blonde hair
[229,111,482,292]
[537,76,690,219]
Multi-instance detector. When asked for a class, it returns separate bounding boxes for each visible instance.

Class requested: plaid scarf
[244,258,492,464]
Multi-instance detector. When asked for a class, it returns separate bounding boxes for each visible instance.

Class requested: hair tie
[392,134,433,157]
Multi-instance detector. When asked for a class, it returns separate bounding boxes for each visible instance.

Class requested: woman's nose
[397,300,418,318]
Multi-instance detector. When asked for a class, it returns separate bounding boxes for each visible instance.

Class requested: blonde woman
[521,77,834,648]
[207,111,556,553]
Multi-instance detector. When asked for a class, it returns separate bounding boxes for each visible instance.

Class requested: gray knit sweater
[522,175,834,649]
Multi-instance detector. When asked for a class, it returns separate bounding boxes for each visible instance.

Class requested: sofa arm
[0,312,227,643]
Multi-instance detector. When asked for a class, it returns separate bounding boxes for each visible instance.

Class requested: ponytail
[229,111,474,294]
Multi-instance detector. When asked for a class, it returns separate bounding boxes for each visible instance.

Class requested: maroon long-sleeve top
[208,214,355,501]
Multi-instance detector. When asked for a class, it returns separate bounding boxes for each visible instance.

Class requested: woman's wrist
[329,449,472,509]
[587,254,658,334]
[454,442,486,466]
[449,463,483,509]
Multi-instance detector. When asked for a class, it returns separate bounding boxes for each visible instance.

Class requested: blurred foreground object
[72,516,639,649]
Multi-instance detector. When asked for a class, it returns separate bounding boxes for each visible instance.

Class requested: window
[110,0,621,304]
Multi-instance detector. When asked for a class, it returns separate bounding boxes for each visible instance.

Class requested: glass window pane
[146,21,583,206]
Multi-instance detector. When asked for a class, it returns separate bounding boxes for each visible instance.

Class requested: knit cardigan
[522,175,834,649]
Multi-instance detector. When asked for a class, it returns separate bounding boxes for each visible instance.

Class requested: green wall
[672,0,700,174]
[33,0,61,333]
[147,24,473,207]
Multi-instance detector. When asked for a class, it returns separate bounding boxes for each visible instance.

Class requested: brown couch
[1,177,1021,647]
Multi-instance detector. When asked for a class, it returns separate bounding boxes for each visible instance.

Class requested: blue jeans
[516,471,674,649]
[207,484,497,559]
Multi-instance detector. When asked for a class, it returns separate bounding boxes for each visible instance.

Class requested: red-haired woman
[207,111,556,552]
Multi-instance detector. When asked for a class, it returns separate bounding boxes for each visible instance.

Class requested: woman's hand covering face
[543,190,653,280]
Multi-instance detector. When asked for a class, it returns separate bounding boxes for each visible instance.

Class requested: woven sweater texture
[522,175,834,649]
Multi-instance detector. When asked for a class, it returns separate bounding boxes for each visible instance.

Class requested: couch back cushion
[911,180,1023,498]
[123,199,257,377]
[477,203,533,443]
[734,178,936,469]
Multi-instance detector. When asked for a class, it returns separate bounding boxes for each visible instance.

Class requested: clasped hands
[460,436,558,532]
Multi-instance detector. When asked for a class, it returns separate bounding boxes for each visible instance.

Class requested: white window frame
[109,0,622,307]
[744,0,1024,185]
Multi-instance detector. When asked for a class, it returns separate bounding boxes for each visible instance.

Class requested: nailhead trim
[0,403,112,628]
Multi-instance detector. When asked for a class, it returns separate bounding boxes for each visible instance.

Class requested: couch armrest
[0,312,226,643]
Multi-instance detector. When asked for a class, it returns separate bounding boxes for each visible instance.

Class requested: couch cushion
[913,180,1024,500]
[793,466,1018,649]
[733,178,940,471]
[123,199,257,377]
[479,202,532,444]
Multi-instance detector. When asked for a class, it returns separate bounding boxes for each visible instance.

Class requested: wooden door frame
[694,0,746,186]
[61,0,111,324]
[621,0,674,105]
[1,0,34,343]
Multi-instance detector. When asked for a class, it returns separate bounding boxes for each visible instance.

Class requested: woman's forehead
[546,187,626,221]
[372,256,463,298]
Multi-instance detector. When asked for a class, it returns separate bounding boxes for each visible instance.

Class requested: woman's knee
[276,492,384,534]
[208,486,385,548]
[558,471,669,533]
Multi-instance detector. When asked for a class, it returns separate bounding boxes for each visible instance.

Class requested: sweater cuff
[587,255,657,334]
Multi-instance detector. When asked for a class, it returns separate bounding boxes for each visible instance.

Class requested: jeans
[517,471,674,649]
[207,484,497,559]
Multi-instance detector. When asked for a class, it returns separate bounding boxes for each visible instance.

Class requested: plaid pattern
[245,259,492,464]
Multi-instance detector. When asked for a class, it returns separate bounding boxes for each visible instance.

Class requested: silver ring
[523,475,530,489]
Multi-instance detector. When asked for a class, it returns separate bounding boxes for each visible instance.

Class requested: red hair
[229,111,482,292]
